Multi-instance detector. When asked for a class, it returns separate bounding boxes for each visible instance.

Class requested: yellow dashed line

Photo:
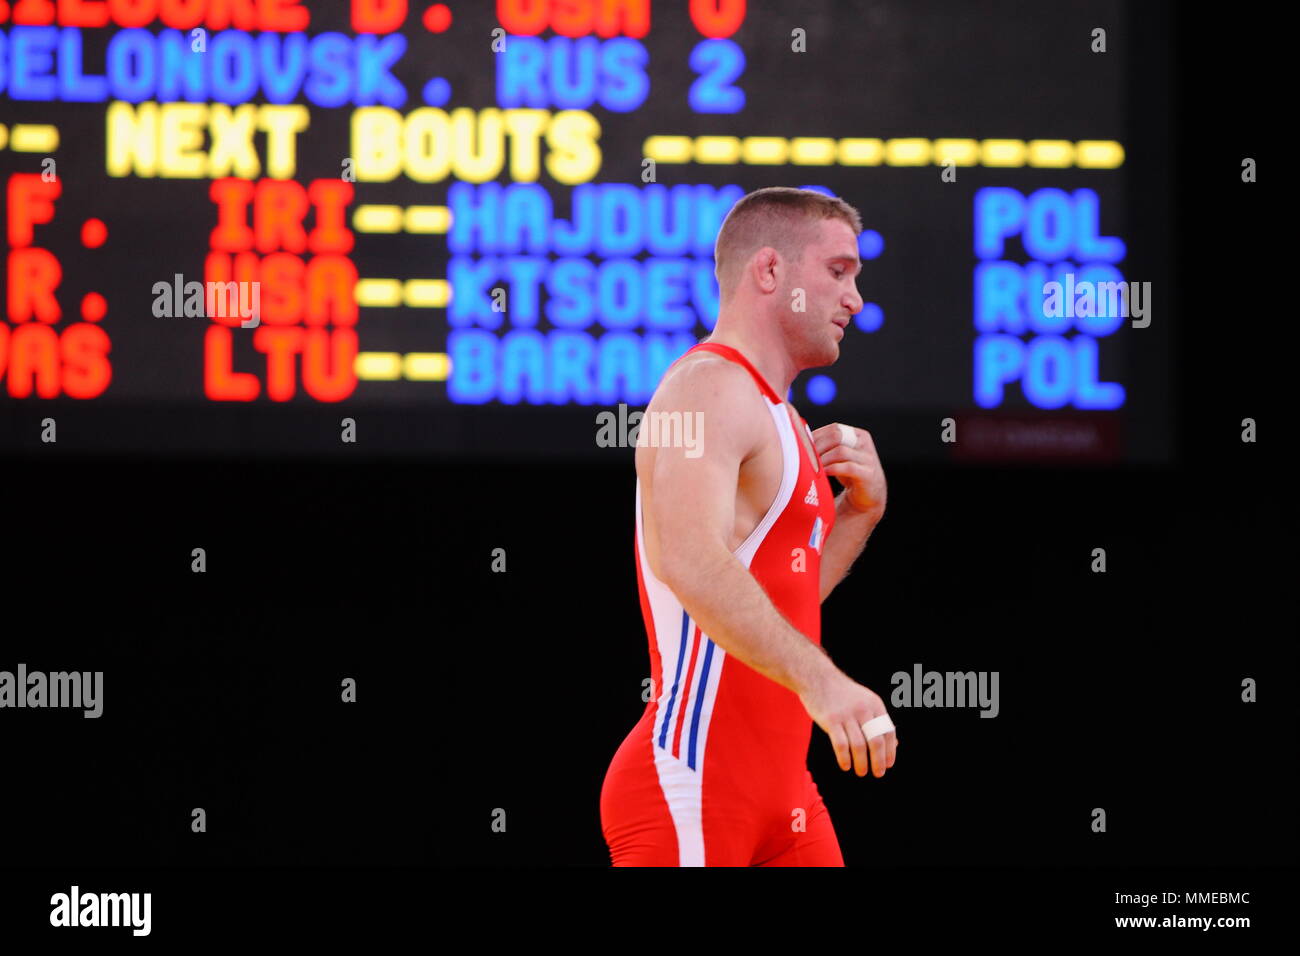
[696,136,741,164]
[356,279,403,307]
[355,352,452,381]
[404,205,451,233]
[353,205,404,233]
[883,138,931,166]
[356,279,451,308]
[790,137,838,165]
[1026,140,1075,168]
[403,279,449,308]
[933,139,981,166]
[1077,140,1125,168]
[838,139,884,165]
[981,139,1026,167]
[9,124,59,152]
[644,135,1124,169]
[403,352,451,381]
[643,135,693,163]
[741,137,789,164]
[354,204,452,234]
[355,352,403,380]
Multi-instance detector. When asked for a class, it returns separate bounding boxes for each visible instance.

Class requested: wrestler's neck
[699,315,797,402]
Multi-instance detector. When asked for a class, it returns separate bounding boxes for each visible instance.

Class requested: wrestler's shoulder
[651,349,756,411]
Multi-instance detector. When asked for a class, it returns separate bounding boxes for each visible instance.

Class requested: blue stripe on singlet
[657,611,691,749]
[687,638,717,770]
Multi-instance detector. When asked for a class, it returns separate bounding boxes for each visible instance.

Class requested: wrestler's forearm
[666,548,838,698]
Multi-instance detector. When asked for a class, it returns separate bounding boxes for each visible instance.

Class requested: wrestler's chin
[821,335,841,366]
[801,332,841,369]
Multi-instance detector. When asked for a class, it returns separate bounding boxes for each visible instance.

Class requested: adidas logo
[804,481,819,506]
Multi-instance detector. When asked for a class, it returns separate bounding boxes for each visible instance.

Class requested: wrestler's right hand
[798,667,898,778]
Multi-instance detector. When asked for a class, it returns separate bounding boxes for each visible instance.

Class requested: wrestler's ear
[750,247,780,294]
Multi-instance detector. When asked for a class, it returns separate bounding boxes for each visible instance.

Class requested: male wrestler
[600,186,898,866]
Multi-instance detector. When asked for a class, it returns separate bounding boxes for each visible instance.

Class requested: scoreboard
[0,0,1169,461]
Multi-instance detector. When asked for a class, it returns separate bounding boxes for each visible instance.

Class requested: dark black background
[0,0,1291,942]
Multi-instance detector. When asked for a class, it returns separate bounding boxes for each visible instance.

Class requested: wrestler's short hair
[714,187,863,301]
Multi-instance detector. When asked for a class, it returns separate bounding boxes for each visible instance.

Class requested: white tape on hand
[838,423,858,448]
[860,714,895,739]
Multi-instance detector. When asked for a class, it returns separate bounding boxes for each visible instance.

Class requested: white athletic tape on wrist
[838,423,858,448]
[861,715,895,739]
